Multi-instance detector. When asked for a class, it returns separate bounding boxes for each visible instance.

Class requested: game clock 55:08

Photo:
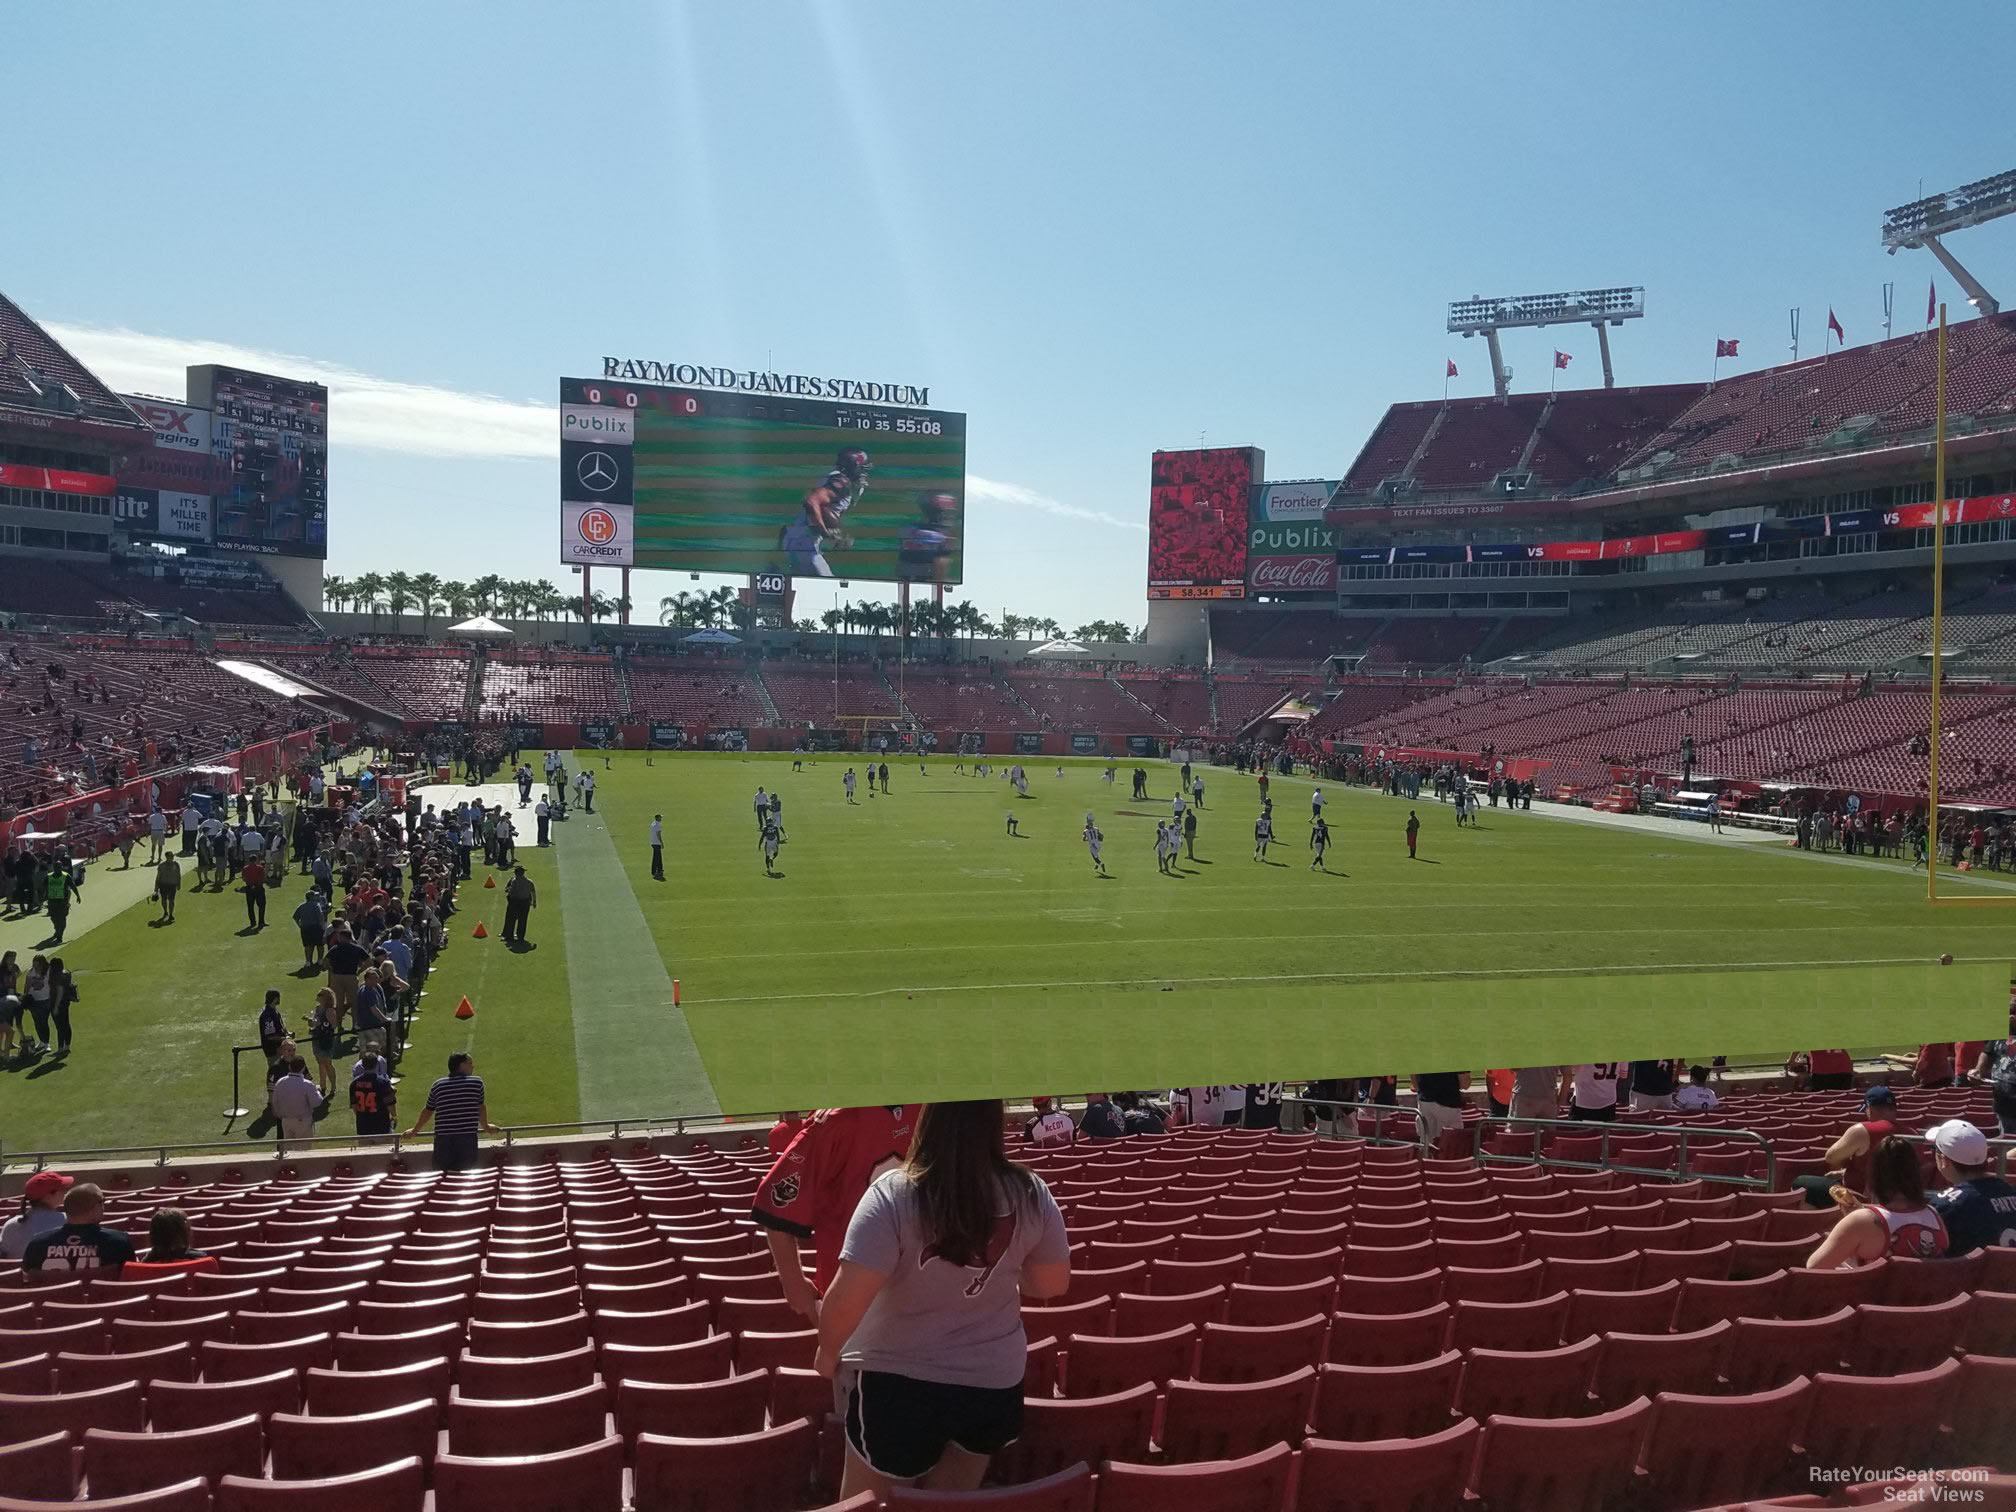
[833,411,943,435]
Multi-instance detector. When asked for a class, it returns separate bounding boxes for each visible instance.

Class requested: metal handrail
[1279,1096,1780,1189]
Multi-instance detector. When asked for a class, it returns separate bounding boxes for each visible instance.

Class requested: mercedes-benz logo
[577,451,619,492]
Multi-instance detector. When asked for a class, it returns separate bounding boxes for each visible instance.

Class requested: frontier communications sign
[598,358,929,408]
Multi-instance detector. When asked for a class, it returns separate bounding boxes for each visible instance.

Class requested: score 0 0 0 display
[558,378,967,586]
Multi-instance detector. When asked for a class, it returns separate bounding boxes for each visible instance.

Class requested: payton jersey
[751,1104,921,1292]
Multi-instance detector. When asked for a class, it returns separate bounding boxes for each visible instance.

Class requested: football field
[4,752,2008,1156]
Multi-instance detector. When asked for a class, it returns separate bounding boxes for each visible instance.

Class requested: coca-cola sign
[1247,554,1337,592]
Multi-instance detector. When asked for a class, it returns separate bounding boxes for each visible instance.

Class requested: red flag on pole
[1553,350,1571,369]
[1927,279,1937,326]
[1827,308,1844,343]
[1445,359,1458,378]
[1715,338,1740,359]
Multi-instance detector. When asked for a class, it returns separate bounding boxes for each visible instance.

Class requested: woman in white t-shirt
[1807,1136,1949,1269]
[815,1101,1071,1497]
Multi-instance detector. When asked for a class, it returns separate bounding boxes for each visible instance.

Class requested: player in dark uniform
[897,492,958,586]
[779,448,871,578]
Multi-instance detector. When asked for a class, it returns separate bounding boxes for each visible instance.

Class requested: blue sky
[11,2,2010,628]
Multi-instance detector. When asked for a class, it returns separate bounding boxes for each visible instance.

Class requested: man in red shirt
[240,855,268,930]
[1795,1084,1897,1207]
[751,1104,921,1321]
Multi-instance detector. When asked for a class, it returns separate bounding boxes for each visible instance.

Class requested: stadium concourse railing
[1278,1096,1780,1191]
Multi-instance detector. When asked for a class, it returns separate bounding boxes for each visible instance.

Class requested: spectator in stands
[767,1111,807,1155]
[405,1052,499,1171]
[1023,1096,1076,1147]
[1630,1058,1681,1112]
[1807,1136,1948,1268]
[1796,1048,1855,1092]
[1796,1085,1899,1207]
[1412,1070,1469,1153]
[1113,1091,1166,1134]
[1509,1066,1561,1123]
[269,1055,323,1143]
[752,1104,922,1323]
[1561,1062,1627,1122]
[1914,1038,1955,1089]
[21,1182,133,1274]
[1079,1093,1125,1140]
[1925,1119,2016,1255]
[1674,1065,1720,1111]
[141,1208,210,1266]
[814,1100,1070,1498]
[349,1050,396,1140]
[153,850,180,923]
[1,1170,72,1259]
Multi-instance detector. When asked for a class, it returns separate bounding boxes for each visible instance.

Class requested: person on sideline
[752,1104,923,1323]
[404,1052,499,1171]
[650,814,665,881]
[154,851,181,922]
[1806,1136,1949,1268]
[1,1171,73,1259]
[269,1056,323,1143]
[501,866,536,945]
[814,1100,1071,1498]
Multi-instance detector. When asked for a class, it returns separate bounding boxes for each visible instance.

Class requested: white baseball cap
[1926,1119,1991,1166]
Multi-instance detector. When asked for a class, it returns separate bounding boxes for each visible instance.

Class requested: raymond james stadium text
[598,359,929,406]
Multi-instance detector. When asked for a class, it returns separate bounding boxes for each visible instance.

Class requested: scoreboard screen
[558,377,966,585]
[187,365,329,558]
[1147,446,1258,600]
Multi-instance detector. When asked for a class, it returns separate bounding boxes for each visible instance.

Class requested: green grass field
[4,752,2008,1157]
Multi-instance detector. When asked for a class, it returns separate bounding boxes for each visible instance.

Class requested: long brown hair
[905,1100,1036,1268]
[1869,1136,1927,1208]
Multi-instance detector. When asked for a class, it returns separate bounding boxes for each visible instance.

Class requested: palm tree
[1038,617,1063,640]
[322,575,349,613]
[820,608,844,634]
[351,572,386,628]
[467,574,503,613]
[382,571,416,625]
[410,572,443,631]
[537,582,568,622]
[441,580,473,617]
[659,592,692,627]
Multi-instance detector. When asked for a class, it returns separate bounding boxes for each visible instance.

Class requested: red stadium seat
[1333,1271,1443,1316]
[456,1344,599,1398]
[1636,1377,1815,1512]
[0,1481,210,1512]
[1094,1442,1291,1512]
[1194,1316,1326,1383]
[1467,1396,1653,1512]
[600,1334,735,1385]
[734,1330,817,1374]
[616,1373,772,1445]
[148,1369,300,1429]
[1442,1261,1546,1305]
[434,1434,626,1512]
[267,1402,438,1483]
[217,1458,426,1512]
[0,1380,145,1442]
[446,1383,610,1457]
[52,1343,195,1392]
[464,1312,591,1358]
[1308,1351,1463,1442]
[1061,1326,1196,1398]
[1964,1289,2016,1357]
[1324,1305,1452,1366]
[631,1420,820,1512]
[303,1357,452,1419]
[1592,1321,1732,1411]
[1456,1335,1601,1422]
[1107,1288,1222,1337]
[1157,1366,1314,1462]
[1848,1295,1970,1375]
[1950,1354,2016,1471]
[1023,1298,1114,1341]
[1449,1292,1569,1352]
[591,1300,714,1348]
[1224,1278,1335,1327]
[1779,1262,1887,1318]
[83,1414,264,1496]
[1723,1308,1857,1393]
[199,1333,333,1380]
[887,1464,1094,1512]
[1297,1418,1482,1512]
[1802,1359,1962,1474]
[0,1431,76,1501]
[1561,1280,1679,1344]
[994,1385,1155,1485]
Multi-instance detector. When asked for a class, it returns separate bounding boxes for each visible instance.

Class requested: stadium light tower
[1446,286,1645,397]
[1881,168,2016,317]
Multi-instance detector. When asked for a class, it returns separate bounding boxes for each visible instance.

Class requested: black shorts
[1570,1104,1616,1122]
[840,1368,1022,1480]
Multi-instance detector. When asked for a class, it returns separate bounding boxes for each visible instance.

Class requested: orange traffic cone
[455,996,475,1019]
[472,920,489,938]
[484,875,496,889]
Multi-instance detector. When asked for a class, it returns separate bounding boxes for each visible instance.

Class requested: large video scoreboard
[558,376,967,585]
